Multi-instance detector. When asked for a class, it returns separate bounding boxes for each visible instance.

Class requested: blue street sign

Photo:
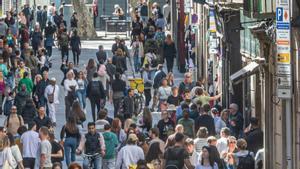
[277,23,290,30]
[276,7,283,22]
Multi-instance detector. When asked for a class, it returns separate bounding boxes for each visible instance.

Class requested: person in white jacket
[44,77,59,126]
[116,134,144,169]
[0,136,17,169]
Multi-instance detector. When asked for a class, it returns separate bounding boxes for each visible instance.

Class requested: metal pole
[285,99,292,169]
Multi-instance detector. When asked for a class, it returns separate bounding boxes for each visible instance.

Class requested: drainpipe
[178,0,186,73]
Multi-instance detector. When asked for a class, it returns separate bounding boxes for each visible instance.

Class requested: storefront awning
[230,62,260,84]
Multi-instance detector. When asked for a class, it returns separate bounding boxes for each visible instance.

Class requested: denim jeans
[83,154,102,169]
[64,137,77,166]
[102,158,115,169]
[76,89,86,109]
[133,55,141,72]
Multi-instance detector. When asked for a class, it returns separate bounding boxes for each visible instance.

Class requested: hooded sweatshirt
[103,131,118,159]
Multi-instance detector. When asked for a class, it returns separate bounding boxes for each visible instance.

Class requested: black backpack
[90,81,102,96]
[165,147,185,169]
[237,152,255,169]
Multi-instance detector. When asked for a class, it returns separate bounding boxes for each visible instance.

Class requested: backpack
[6,115,22,128]
[98,64,106,77]
[165,147,185,169]
[237,152,255,169]
[90,81,102,96]
[59,32,69,47]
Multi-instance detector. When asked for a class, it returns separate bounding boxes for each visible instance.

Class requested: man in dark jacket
[36,6,43,26]
[123,89,135,120]
[111,37,125,55]
[41,6,48,32]
[228,103,244,138]
[96,45,107,64]
[152,64,166,109]
[244,117,263,154]
[70,12,78,29]
[86,73,106,122]
[35,71,49,107]
[195,104,216,136]
[33,106,52,131]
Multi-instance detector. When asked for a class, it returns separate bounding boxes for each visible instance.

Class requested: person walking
[35,127,52,169]
[31,25,43,56]
[110,73,126,117]
[44,21,56,58]
[123,88,135,120]
[33,106,52,131]
[96,45,107,64]
[162,133,194,169]
[131,35,144,73]
[85,59,97,83]
[17,71,33,94]
[86,73,105,122]
[44,78,60,126]
[64,71,78,119]
[58,27,70,62]
[141,64,152,107]
[195,146,219,169]
[102,124,119,169]
[116,134,145,169]
[0,135,17,169]
[163,34,176,73]
[60,116,81,166]
[76,71,87,110]
[4,106,24,136]
[20,98,37,125]
[20,121,40,169]
[228,103,244,139]
[195,104,216,136]
[70,12,78,30]
[70,30,81,66]
[7,133,25,169]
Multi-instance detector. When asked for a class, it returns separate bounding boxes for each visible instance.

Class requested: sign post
[276,0,291,99]
[276,0,292,168]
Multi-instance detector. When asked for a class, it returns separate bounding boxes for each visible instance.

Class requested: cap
[128,134,138,141]
[50,77,56,81]
[167,104,176,111]
[115,36,120,40]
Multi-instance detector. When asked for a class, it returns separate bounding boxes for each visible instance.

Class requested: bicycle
[82,153,100,169]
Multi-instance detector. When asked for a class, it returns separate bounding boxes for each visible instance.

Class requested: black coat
[163,42,177,59]
[21,102,37,124]
[86,80,105,100]
[244,128,263,154]
[123,96,134,115]
[35,79,49,98]
[195,114,216,136]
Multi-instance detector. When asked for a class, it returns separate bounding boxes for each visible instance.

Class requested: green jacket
[18,78,33,93]
[103,131,118,159]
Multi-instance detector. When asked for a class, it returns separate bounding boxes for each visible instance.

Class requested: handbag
[3,160,12,169]
[47,86,55,104]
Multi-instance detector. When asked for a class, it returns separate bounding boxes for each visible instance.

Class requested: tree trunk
[71,0,97,39]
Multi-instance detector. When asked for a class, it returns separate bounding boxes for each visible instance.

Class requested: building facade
[192,0,300,168]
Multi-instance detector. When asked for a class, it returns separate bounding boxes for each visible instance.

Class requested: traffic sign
[277,64,291,75]
[277,53,290,64]
[276,7,283,21]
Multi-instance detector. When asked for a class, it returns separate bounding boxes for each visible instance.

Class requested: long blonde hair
[0,136,10,151]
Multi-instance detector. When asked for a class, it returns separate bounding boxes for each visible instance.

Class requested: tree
[71,0,97,39]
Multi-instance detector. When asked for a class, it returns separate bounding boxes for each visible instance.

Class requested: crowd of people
[0,0,264,169]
